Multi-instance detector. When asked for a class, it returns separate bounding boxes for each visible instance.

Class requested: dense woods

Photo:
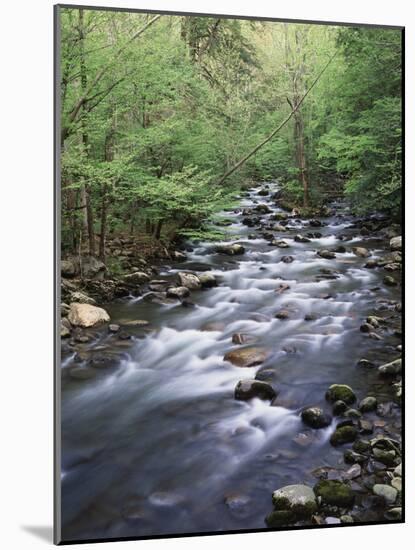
[60,8,402,263]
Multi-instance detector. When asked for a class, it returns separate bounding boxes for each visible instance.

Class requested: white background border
[1,0,412,548]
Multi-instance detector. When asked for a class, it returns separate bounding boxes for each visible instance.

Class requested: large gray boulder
[68,303,110,328]
[177,272,202,290]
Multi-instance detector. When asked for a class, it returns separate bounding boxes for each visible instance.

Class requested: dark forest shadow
[21,525,53,543]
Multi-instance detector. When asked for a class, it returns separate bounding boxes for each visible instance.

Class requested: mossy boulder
[314,480,355,507]
[325,384,356,405]
[272,484,317,518]
[265,510,296,527]
[301,407,332,429]
[330,425,358,446]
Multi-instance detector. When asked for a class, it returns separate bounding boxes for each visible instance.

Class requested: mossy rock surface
[272,484,317,518]
[325,384,356,405]
[330,425,358,446]
[314,480,355,507]
[265,510,296,527]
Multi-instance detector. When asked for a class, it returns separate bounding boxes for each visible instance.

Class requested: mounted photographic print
[55,3,404,544]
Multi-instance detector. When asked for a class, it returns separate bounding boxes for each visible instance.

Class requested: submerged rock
[301,407,332,429]
[313,480,354,507]
[68,303,110,328]
[234,379,276,401]
[325,384,356,405]
[224,347,269,368]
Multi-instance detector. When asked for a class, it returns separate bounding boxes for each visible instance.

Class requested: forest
[60,9,402,263]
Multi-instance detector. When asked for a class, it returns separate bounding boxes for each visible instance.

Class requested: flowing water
[60,183,401,541]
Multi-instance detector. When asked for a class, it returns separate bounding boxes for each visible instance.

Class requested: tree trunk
[154,219,163,240]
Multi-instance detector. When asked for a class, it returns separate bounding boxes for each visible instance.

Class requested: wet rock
[391,477,402,492]
[373,484,397,505]
[123,271,150,285]
[271,239,290,248]
[383,275,398,287]
[352,439,371,454]
[373,448,396,466]
[343,464,361,480]
[359,396,378,413]
[301,407,332,429]
[280,255,294,263]
[70,291,96,305]
[313,480,354,507]
[358,419,374,435]
[384,507,402,521]
[360,323,374,333]
[332,400,348,416]
[234,379,277,401]
[275,309,290,320]
[108,324,120,333]
[232,333,257,345]
[198,272,217,288]
[294,234,311,243]
[394,463,402,477]
[224,347,269,368]
[177,272,202,290]
[384,263,400,272]
[330,425,358,446]
[273,224,287,232]
[317,249,336,259]
[172,250,186,262]
[340,515,354,524]
[68,303,110,328]
[334,245,347,253]
[344,450,368,464]
[166,286,190,299]
[304,313,317,321]
[390,236,402,251]
[365,259,378,268]
[378,358,401,376]
[254,204,272,214]
[309,219,322,227]
[272,484,317,517]
[255,369,277,382]
[148,280,170,292]
[344,409,362,419]
[216,244,245,256]
[258,188,269,196]
[60,320,71,338]
[353,247,371,258]
[357,358,376,368]
[326,384,356,405]
[265,510,296,527]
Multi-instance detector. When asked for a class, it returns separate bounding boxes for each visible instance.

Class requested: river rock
[68,303,110,328]
[280,255,294,263]
[166,286,190,299]
[265,510,296,527]
[123,271,150,285]
[343,463,362,480]
[358,419,373,434]
[216,244,245,255]
[353,439,371,454]
[232,333,257,345]
[394,463,402,477]
[272,484,317,517]
[70,291,96,305]
[344,450,368,464]
[172,250,186,261]
[301,407,332,429]
[313,480,354,507]
[198,273,217,288]
[61,259,77,278]
[255,203,272,214]
[353,247,371,258]
[372,484,397,505]
[326,384,356,405]
[177,272,201,290]
[359,396,377,413]
[365,259,378,268]
[224,347,269,368]
[271,239,290,248]
[330,425,358,446]
[317,249,336,259]
[234,379,276,401]
[383,275,398,286]
[384,507,402,521]
[275,309,290,320]
[108,324,120,333]
[332,400,348,416]
[69,366,97,380]
[60,320,71,338]
[344,408,362,419]
[81,256,107,280]
[390,236,402,251]
[294,234,311,243]
[378,358,402,375]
